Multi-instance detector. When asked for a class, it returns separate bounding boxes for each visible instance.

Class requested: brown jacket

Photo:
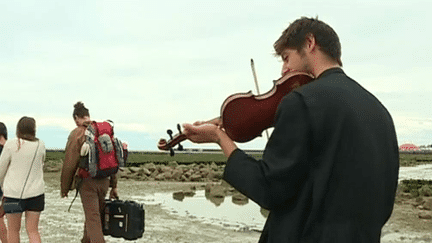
[61,121,117,197]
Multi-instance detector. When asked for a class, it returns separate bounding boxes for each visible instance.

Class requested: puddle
[12,166,432,242]
[132,190,267,232]
[398,164,432,181]
[24,174,262,242]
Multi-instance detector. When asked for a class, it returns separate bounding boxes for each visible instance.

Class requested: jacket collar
[316,67,344,79]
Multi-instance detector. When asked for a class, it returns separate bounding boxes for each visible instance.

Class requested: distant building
[399,143,420,151]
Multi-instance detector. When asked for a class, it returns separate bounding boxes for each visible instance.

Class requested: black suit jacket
[223,68,399,243]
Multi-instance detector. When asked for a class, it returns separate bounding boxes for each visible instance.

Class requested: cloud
[392,116,432,145]
[1,0,432,150]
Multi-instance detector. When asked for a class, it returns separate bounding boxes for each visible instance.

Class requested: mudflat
[18,171,432,243]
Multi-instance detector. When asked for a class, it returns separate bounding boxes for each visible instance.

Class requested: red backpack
[79,121,124,178]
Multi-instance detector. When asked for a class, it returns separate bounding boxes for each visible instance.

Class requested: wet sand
[8,165,432,242]
[32,173,260,243]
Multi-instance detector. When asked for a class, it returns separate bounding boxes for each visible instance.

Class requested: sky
[1,0,431,151]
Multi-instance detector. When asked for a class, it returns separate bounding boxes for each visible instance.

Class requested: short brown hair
[73,101,90,119]
[16,116,37,141]
[274,16,342,66]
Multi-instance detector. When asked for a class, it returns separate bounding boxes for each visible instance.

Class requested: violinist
[182,17,399,242]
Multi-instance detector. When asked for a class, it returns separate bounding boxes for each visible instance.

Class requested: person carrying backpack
[61,102,120,243]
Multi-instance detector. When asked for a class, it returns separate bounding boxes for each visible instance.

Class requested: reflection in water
[206,194,225,206]
[173,190,196,202]
[203,183,249,207]
[173,191,185,201]
[162,190,266,231]
[231,192,249,206]
[204,188,226,206]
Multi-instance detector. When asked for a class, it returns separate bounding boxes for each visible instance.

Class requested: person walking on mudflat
[182,17,399,242]
[0,117,46,243]
[61,102,119,243]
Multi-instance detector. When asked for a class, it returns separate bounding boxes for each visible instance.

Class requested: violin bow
[250,58,270,140]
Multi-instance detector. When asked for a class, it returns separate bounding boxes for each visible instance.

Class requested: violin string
[251,58,270,141]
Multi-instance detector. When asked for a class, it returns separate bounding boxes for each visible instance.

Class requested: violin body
[221,71,313,142]
[158,71,314,152]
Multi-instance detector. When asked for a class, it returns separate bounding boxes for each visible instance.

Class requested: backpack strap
[67,177,84,212]
[114,137,125,167]
[86,122,98,177]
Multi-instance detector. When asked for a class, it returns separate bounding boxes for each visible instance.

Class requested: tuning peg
[176,124,184,151]
[166,129,175,156]
[166,125,185,155]
[167,129,173,139]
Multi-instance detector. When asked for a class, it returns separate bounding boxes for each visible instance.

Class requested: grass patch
[46,151,66,161]
[399,153,432,167]
[126,151,263,166]
[399,179,432,197]
[127,151,228,165]
[45,151,432,167]
[45,150,263,167]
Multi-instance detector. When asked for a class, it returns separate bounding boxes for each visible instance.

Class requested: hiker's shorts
[3,194,45,213]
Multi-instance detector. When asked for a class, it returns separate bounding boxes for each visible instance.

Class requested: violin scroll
[157,124,186,156]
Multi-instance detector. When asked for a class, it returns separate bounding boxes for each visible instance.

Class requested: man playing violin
[183,16,399,243]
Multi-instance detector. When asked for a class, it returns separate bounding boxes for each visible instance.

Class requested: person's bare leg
[25,211,41,243]
[6,213,22,243]
[0,216,8,243]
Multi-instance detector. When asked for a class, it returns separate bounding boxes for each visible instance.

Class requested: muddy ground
[9,171,432,242]
[34,173,261,243]
[122,180,432,243]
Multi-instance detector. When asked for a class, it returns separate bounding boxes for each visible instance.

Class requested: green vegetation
[45,150,263,166]
[399,179,432,197]
[399,153,432,167]
[45,151,65,161]
[126,151,263,166]
[45,151,432,167]
[127,152,225,164]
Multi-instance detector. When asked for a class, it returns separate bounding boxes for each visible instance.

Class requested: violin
[158,71,314,155]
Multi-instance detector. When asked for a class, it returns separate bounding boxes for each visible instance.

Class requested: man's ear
[304,34,317,53]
